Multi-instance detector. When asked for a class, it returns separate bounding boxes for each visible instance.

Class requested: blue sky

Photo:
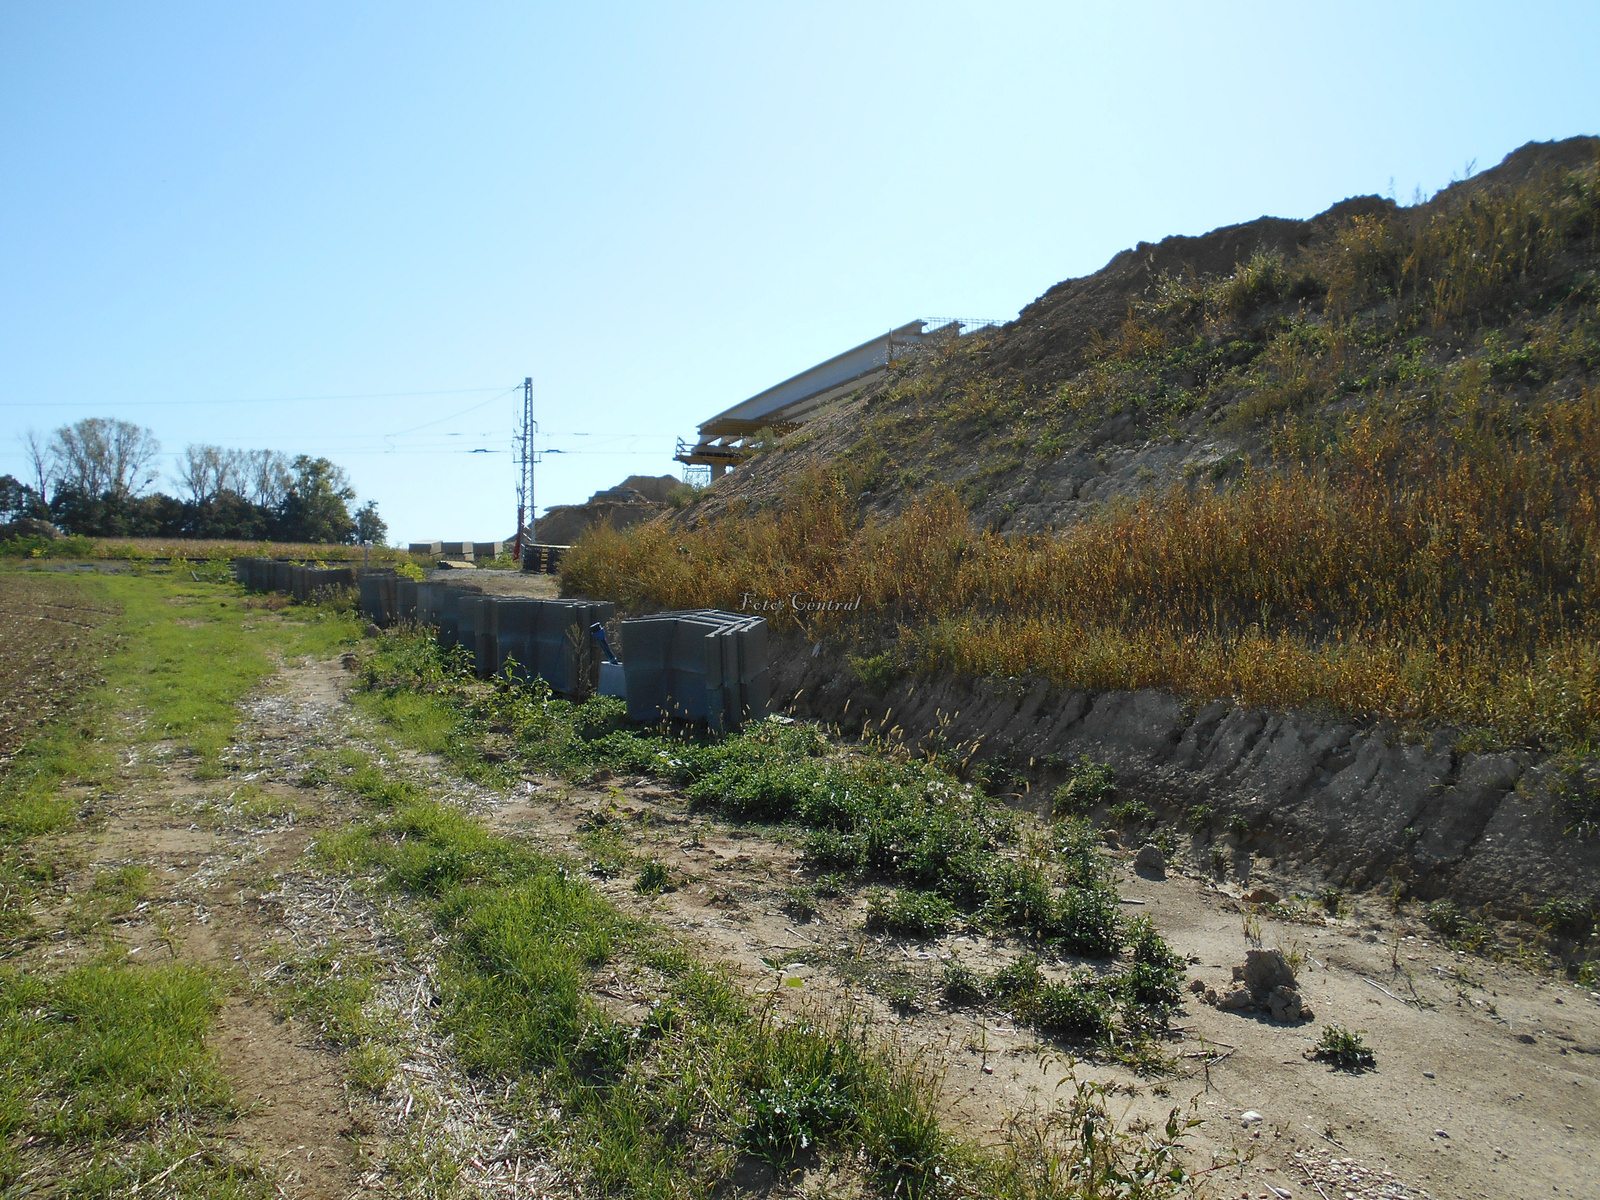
[2,2,1596,542]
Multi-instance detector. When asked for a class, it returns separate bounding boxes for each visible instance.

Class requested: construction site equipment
[619,609,769,731]
[520,543,568,574]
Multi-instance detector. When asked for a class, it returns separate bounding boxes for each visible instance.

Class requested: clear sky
[2,2,1596,542]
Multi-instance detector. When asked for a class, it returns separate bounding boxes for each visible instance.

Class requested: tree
[242,449,293,509]
[275,456,357,543]
[176,444,245,504]
[353,500,388,545]
[0,475,43,523]
[46,418,161,499]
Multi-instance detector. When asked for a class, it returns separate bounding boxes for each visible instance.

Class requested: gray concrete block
[396,578,418,623]
[456,594,485,673]
[409,541,443,558]
[620,609,770,730]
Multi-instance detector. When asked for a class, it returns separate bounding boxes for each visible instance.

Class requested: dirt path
[43,646,1597,1199]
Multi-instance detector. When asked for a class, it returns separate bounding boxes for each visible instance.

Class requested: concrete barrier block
[456,594,485,672]
[396,578,418,623]
[441,541,475,561]
[477,596,500,678]
[490,597,540,683]
[357,574,387,622]
[435,586,462,648]
[619,610,769,730]
[409,541,443,558]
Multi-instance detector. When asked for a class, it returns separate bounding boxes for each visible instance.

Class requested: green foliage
[634,858,672,895]
[1052,884,1123,957]
[847,650,900,694]
[1536,896,1594,937]
[1426,899,1462,936]
[1051,759,1117,816]
[1033,974,1114,1041]
[1108,798,1154,827]
[866,888,956,939]
[1123,917,1186,1012]
[1185,803,1215,830]
[939,962,985,1008]
[1313,1024,1377,1072]
[1226,814,1250,839]
[1220,250,1291,322]
[739,1072,855,1166]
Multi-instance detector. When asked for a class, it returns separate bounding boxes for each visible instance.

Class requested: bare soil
[483,762,1600,1200]
[0,573,117,764]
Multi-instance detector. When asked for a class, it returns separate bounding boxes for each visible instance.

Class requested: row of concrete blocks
[233,562,770,728]
[407,540,504,561]
[358,585,770,730]
[353,573,614,696]
[232,557,363,601]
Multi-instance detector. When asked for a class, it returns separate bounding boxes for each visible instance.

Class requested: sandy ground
[485,766,1600,1200]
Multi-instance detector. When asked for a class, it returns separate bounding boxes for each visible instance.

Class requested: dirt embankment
[678,136,1600,537]
[772,636,1600,916]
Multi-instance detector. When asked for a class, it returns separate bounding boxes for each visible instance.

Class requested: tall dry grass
[566,382,1600,747]
[565,154,1600,749]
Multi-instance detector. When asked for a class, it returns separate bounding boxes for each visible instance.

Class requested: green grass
[0,567,360,848]
[0,568,361,1194]
[319,793,949,1197]
[344,633,1200,1194]
[0,962,260,1193]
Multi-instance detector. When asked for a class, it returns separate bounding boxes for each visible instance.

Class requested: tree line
[1,418,386,544]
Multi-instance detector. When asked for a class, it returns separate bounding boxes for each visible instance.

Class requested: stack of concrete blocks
[489,597,616,691]
[416,582,460,647]
[619,610,769,731]
[234,558,358,601]
[356,572,399,625]
[408,541,443,559]
[440,541,475,562]
[288,564,358,601]
[232,557,264,589]
[395,577,419,623]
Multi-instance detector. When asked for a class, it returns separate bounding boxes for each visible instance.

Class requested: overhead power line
[0,386,511,409]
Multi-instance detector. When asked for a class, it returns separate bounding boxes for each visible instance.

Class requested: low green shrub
[1053,884,1123,957]
[1425,899,1462,936]
[939,963,985,1008]
[1312,1024,1376,1072]
[866,888,955,939]
[634,859,672,895]
[1536,896,1594,937]
[1033,974,1113,1041]
[1051,759,1117,816]
[1109,798,1154,827]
